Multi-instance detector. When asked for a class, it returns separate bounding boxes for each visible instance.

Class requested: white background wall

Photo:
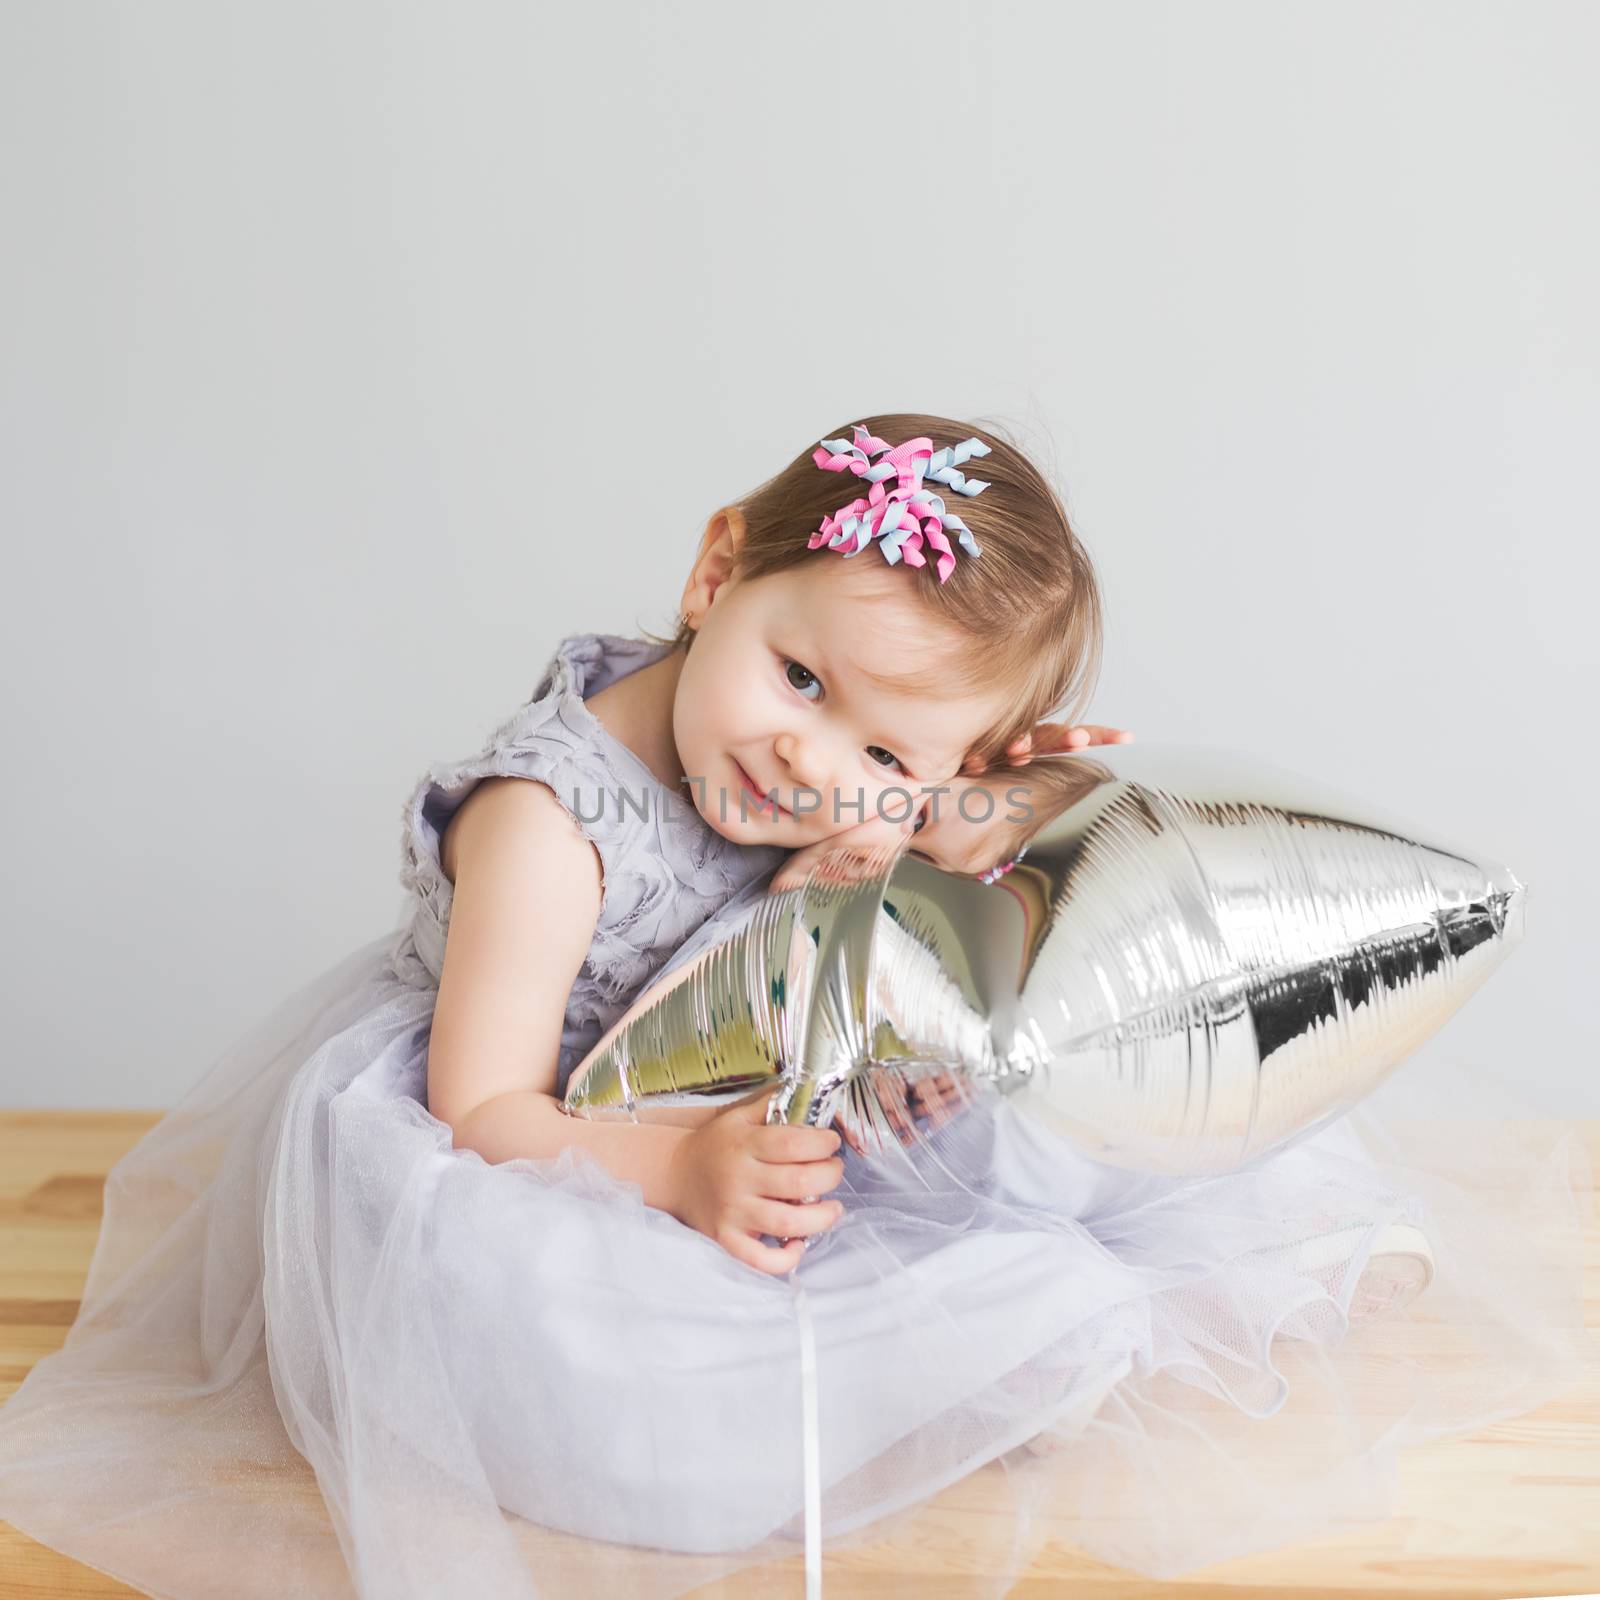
[2,2,1595,1112]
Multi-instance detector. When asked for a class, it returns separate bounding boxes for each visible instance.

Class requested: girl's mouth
[734,760,786,817]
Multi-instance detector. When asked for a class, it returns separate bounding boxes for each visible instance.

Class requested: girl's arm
[427,775,690,1211]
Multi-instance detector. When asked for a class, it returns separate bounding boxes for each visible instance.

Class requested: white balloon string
[792,1277,823,1599]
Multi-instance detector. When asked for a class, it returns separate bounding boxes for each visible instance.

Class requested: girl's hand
[960,721,1134,777]
[779,770,1033,886]
[767,804,925,896]
[665,1089,846,1276]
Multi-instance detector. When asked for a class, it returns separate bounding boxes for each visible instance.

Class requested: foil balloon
[561,744,1527,1177]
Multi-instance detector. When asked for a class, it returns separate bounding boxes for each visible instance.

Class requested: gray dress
[386,629,788,1094]
[0,631,1584,1600]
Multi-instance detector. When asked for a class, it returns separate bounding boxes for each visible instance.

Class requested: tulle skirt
[0,929,1590,1599]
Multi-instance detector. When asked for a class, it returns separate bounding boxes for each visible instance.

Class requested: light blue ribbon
[815,430,991,570]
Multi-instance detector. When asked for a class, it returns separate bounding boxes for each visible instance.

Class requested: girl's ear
[679,506,747,625]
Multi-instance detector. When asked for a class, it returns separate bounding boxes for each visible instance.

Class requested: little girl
[0,416,1586,1600]
[421,419,1117,1277]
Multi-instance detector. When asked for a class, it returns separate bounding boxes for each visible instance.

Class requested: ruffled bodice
[384,630,788,1093]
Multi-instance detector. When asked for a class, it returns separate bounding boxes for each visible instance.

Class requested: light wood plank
[1,1112,1595,1598]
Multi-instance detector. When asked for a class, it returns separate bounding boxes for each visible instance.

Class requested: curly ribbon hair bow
[808,423,991,584]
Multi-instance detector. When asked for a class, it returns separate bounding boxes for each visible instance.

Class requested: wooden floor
[1,1111,1596,1599]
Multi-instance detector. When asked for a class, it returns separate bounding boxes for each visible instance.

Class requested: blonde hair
[641,412,1105,770]
[984,753,1112,868]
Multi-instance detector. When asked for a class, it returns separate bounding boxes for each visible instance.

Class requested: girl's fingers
[1015,722,1137,757]
[759,1155,845,1201]
[965,723,1136,780]
[1070,723,1135,746]
[1024,722,1081,754]
[794,817,921,875]
[753,1122,842,1163]
[729,1231,808,1276]
[752,1198,843,1240]
[968,732,1035,776]
[767,841,827,895]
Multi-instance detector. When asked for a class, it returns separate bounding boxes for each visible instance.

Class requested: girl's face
[767,770,1035,895]
[674,522,1017,849]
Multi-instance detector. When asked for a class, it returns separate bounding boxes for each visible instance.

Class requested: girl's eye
[783,657,908,774]
[783,659,821,701]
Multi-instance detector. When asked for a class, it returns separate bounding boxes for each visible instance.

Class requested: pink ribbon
[808,425,985,585]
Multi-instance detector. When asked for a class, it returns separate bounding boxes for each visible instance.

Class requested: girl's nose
[774,731,829,793]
